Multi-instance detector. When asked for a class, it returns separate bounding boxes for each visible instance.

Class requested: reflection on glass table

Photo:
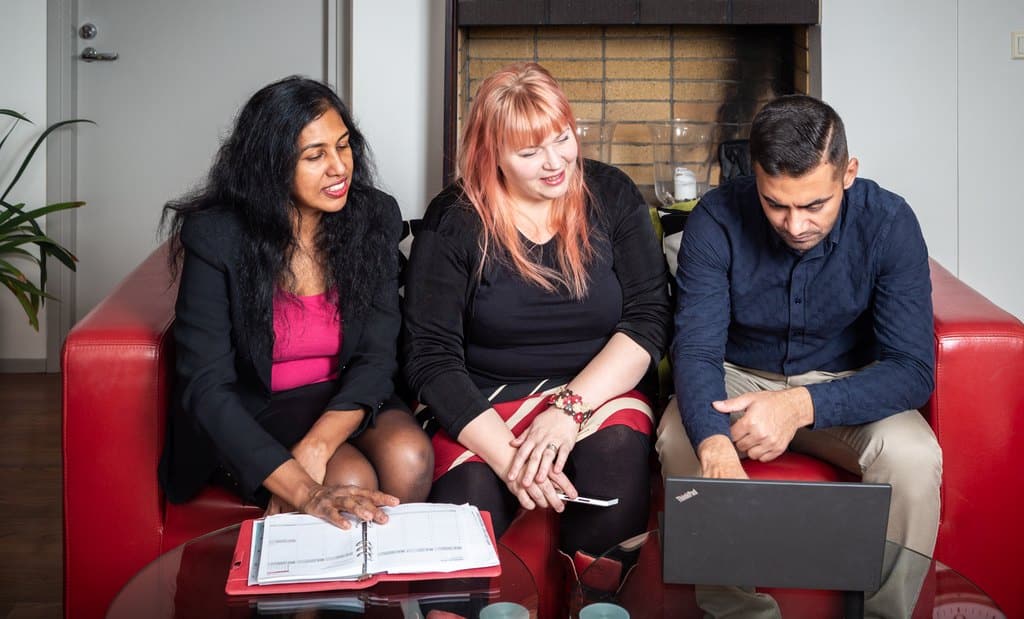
[106,523,538,618]
[571,529,1006,619]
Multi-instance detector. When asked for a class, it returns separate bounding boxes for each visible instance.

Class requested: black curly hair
[162,75,392,361]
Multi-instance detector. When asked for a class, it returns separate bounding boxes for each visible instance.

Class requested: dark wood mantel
[456,0,819,26]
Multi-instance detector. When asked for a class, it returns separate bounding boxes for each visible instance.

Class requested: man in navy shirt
[656,95,941,618]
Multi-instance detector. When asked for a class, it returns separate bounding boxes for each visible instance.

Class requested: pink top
[271,291,343,393]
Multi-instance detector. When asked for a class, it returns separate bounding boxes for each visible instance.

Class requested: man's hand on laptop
[714,387,814,462]
[697,434,748,479]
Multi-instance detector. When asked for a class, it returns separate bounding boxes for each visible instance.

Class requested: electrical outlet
[1013,31,1024,60]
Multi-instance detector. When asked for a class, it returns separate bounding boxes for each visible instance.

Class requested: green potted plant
[1,109,91,330]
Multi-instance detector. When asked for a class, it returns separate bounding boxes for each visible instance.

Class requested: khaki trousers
[655,363,942,619]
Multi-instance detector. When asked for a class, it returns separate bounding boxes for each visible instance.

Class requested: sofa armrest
[926,259,1024,617]
[62,243,178,619]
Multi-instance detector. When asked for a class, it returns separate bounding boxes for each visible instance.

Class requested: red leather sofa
[62,244,1024,618]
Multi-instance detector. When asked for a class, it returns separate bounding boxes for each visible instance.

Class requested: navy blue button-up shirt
[672,175,935,449]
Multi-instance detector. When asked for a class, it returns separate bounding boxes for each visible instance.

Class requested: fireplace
[442,0,820,202]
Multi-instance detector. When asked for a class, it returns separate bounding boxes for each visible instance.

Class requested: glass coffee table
[575,530,1006,619]
[106,524,538,618]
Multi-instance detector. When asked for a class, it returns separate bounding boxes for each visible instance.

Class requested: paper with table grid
[250,502,499,585]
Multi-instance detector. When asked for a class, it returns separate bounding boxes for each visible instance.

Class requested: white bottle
[674,167,697,201]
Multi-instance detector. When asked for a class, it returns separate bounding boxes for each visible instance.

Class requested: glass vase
[646,120,715,207]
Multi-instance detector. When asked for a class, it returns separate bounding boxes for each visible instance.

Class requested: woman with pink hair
[403,62,670,597]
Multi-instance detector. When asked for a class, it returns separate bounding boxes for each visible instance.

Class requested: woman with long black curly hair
[158,76,431,528]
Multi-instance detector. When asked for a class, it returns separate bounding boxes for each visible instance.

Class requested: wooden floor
[0,373,63,619]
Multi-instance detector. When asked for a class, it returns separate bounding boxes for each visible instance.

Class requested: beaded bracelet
[547,386,594,426]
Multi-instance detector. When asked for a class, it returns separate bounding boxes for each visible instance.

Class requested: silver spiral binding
[355,539,373,559]
[356,521,373,579]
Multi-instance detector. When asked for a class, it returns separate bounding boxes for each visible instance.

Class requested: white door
[74,0,332,319]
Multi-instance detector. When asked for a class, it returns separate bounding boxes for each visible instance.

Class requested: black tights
[429,425,651,557]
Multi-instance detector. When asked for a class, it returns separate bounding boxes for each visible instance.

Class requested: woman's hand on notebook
[265,495,294,517]
[299,484,400,530]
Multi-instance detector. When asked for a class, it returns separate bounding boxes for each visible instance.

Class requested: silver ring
[545,442,559,453]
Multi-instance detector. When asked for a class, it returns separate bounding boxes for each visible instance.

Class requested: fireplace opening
[444,5,820,204]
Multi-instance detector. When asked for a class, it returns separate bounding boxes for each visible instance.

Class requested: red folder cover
[225,511,502,595]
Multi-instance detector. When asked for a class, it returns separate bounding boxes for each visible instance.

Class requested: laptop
[662,477,891,592]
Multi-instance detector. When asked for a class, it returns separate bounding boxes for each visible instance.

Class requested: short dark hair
[749,94,848,177]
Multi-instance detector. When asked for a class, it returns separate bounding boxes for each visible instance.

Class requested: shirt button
[794,298,802,304]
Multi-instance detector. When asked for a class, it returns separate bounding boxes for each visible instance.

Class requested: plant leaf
[0,109,30,155]
[34,243,77,270]
[0,109,32,122]
[3,272,43,293]
[0,278,41,331]
[0,120,21,155]
[0,201,42,236]
[0,112,84,326]
[0,247,39,263]
[3,272,42,294]
[1,265,55,300]
[9,278,55,303]
[0,234,55,252]
[0,200,80,276]
[38,254,48,301]
[0,245,45,262]
[0,257,31,275]
[0,200,83,229]
[1,118,94,203]
[0,201,27,227]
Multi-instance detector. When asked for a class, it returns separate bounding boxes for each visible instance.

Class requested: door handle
[81,47,118,62]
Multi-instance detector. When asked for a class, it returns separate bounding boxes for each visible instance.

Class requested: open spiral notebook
[226,503,501,595]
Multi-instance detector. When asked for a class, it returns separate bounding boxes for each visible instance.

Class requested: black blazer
[158,190,403,503]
